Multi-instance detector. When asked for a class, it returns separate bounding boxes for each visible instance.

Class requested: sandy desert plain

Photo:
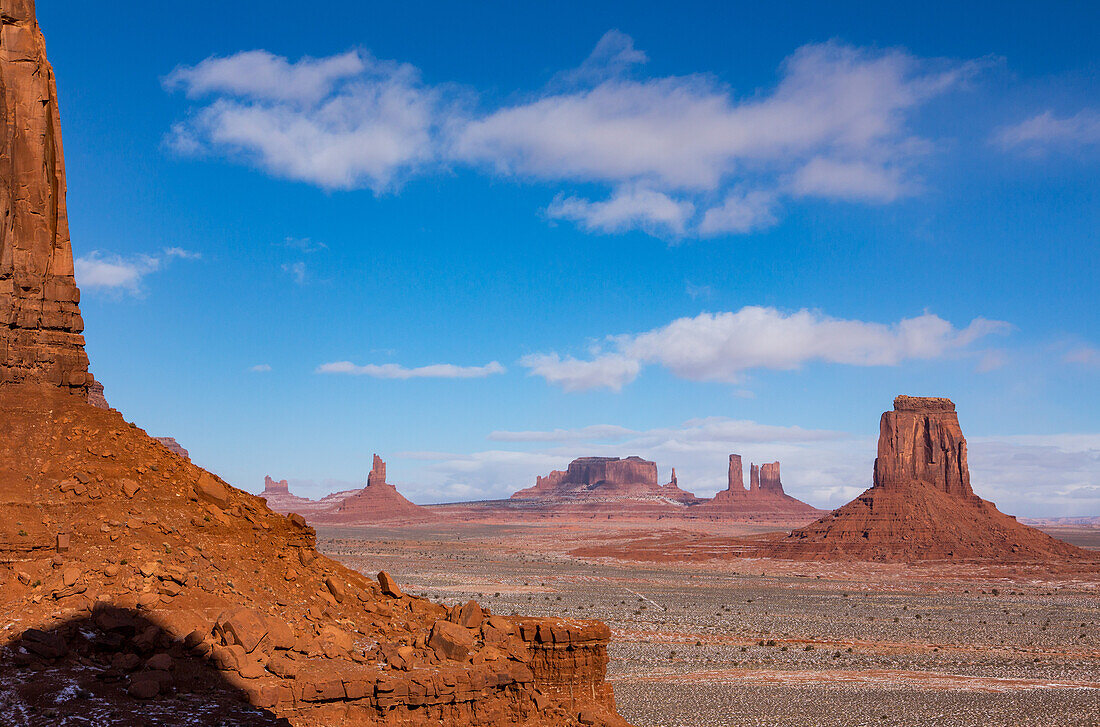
[317,518,1100,727]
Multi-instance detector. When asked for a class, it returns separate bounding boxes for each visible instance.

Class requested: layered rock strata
[759,396,1088,562]
[0,2,88,393]
[513,456,696,505]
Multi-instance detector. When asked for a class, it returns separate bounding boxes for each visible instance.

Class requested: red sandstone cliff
[759,396,1089,563]
[0,7,626,724]
[0,0,88,395]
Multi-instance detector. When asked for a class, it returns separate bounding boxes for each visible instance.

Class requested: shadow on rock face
[0,604,290,726]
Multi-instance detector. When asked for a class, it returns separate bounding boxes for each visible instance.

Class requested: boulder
[428,620,476,662]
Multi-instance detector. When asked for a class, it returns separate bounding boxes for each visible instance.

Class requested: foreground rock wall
[0,1,88,393]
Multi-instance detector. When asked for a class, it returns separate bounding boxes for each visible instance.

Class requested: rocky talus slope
[0,387,624,725]
[758,396,1091,563]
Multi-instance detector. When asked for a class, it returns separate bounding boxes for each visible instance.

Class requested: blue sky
[42,1,1099,515]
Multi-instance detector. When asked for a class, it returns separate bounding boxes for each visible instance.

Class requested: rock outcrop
[758,396,1089,563]
[513,456,696,505]
[701,455,823,518]
[0,7,627,724]
[260,476,359,518]
[317,455,436,525]
[0,1,88,394]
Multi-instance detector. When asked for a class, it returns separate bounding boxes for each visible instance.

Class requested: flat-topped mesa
[873,394,973,498]
[0,2,89,394]
[759,461,783,495]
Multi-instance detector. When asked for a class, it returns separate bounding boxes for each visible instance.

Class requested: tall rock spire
[727,454,744,491]
[0,0,89,393]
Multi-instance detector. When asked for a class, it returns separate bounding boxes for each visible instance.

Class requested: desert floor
[318,520,1100,727]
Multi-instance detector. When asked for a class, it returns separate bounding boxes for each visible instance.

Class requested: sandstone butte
[262,456,437,525]
[0,5,628,725]
[693,455,824,518]
[757,396,1092,563]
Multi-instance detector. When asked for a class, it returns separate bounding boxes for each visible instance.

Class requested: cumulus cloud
[522,306,1010,391]
[75,247,200,294]
[995,109,1100,152]
[546,186,695,236]
[165,49,442,190]
[789,157,911,202]
[699,190,778,235]
[519,353,640,392]
[317,360,506,379]
[165,34,981,236]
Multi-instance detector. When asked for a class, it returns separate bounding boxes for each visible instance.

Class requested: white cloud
[165,34,981,236]
[249,364,272,372]
[75,248,199,294]
[699,189,778,235]
[317,360,506,379]
[546,186,695,236]
[519,353,640,392]
[523,306,1010,391]
[165,50,367,105]
[995,109,1100,151]
[1064,345,1100,368]
[789,157,911,202]
[165,50,441,191]
[163,246,202,259]
[282,261,307,284]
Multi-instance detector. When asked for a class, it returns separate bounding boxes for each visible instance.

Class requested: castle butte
[263,455,436,525]
[693,455,824,518]
[757,396,1091,563]
[0,5,627,725]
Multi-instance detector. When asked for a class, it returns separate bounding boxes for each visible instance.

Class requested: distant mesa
[512,456,696,504]
[759,395,1090,562]
[697,454,824,517]
[154,437,190,460]
[262,455,434,524]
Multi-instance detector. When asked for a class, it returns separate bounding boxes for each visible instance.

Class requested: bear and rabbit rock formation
[0,4,626,725]
[759,396,1089,563]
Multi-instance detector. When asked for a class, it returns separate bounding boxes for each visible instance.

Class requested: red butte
[697,455,823,518]
[759,395,1090,563]
[0,5,626,724]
